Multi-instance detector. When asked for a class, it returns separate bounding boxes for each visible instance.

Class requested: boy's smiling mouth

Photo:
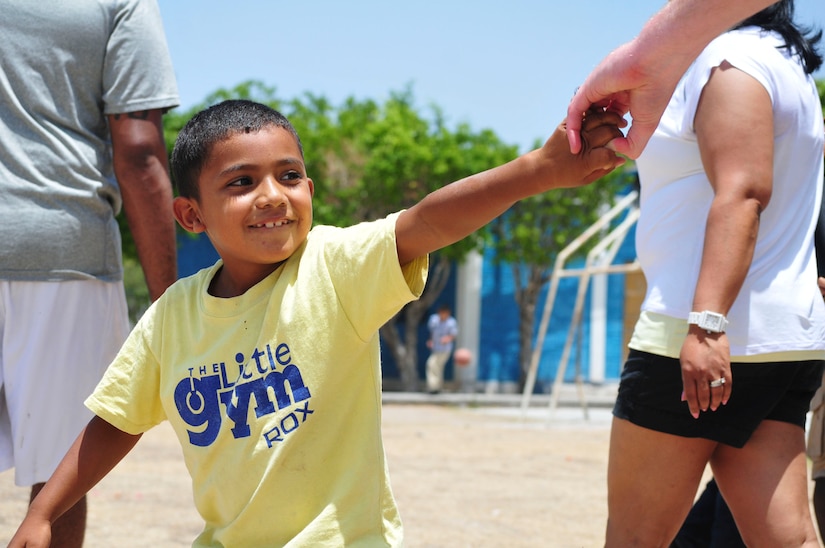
[252,220,292,228]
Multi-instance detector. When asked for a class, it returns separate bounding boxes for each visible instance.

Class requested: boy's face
[173,127,314,296]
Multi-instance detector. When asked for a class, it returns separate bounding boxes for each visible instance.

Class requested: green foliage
[120,80,520,317]
[121,80,627,334]
[156,81,519,261]
[490,167,634,270]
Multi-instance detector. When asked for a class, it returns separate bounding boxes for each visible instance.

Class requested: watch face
[701,312,725,332]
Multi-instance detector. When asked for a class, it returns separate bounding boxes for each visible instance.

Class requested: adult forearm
[110,110,178,301]
[119,158,178,300]
[692,200,761,315]
[636,0,776,74]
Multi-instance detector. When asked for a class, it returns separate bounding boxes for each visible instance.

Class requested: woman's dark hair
[735,0,823,74]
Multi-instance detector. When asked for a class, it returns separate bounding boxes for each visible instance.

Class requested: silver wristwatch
[687,310,728,333]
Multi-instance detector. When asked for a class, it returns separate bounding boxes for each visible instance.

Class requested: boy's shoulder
[308,213,401,242]
[157,261,219,305]
[299,216,395,256]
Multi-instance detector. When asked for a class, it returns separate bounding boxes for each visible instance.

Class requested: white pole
[455,251,482,393]
[590,273,607,384]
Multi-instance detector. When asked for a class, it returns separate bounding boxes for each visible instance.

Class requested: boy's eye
[281,171,302,184]
[228,176,253,187]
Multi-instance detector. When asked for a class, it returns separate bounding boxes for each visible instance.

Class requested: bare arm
[109,109,177,300]
[9,417,142,547]
[566,0,778,158]
[396,111,625,266]
[679,62,774,418]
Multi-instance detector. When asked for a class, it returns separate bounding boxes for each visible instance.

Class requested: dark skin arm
[9,417,142,547]
[109,109,177,300]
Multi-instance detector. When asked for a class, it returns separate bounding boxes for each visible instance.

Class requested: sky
[157,1,824,153]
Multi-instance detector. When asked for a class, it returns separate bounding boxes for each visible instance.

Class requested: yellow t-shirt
[86,214,428,547]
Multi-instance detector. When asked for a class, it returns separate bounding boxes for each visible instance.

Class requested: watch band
[687,310,728,333]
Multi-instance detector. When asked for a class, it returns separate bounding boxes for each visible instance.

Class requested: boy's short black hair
[171,99,304,199]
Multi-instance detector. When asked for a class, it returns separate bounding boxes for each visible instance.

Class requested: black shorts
[613,349,824,448]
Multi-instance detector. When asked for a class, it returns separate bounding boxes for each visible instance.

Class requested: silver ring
[709,378,726,388]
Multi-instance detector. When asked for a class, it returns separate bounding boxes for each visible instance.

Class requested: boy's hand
[8,515,52,548]
[541,108,626,189]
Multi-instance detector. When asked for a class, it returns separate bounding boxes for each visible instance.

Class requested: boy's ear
[173,196,206,233]
[308,178,315,197]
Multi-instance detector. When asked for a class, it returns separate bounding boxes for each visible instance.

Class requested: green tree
[150,81,515,389]
[351,89,517,390]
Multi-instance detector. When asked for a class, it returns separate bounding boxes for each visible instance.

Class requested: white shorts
[0,280,130,486]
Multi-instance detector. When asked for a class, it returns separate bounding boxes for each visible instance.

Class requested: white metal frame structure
[520,191,641,418]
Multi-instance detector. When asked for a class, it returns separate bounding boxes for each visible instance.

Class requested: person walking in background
[605,2,824,546]
[0,1,179,546]
[425,304,458,394]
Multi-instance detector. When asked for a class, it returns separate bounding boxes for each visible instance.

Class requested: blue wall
[478,223,637,390]
[177,232,219,277]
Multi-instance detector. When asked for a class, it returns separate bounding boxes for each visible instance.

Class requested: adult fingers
[708,374,731,411]
[566,88,616,153]
[606,120,656,160]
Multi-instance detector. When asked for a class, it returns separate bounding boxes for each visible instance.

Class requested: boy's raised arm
[395,110,625,266]
[9,416,142,548]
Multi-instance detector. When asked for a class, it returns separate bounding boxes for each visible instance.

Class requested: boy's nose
[255,178,285,207]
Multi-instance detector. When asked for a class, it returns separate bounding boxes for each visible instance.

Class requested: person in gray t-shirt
[0,1,179,545]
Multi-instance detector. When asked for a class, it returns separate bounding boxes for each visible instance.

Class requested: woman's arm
[679,61,774,418]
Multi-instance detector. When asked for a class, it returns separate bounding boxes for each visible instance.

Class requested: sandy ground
[0,403,664,547]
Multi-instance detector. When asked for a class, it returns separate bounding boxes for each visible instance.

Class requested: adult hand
[679,328,731,419]
[566,0,779,159]
[566,40,677,160]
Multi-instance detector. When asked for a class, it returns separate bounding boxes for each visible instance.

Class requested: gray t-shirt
[0,0,179,281]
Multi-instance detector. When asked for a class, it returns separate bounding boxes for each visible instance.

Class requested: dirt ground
[0,403,664,547]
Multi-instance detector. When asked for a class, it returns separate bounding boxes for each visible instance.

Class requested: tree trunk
[513,264,548,391]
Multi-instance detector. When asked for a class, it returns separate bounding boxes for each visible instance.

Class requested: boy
[425,304,458,393]
[10,99,624,547]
